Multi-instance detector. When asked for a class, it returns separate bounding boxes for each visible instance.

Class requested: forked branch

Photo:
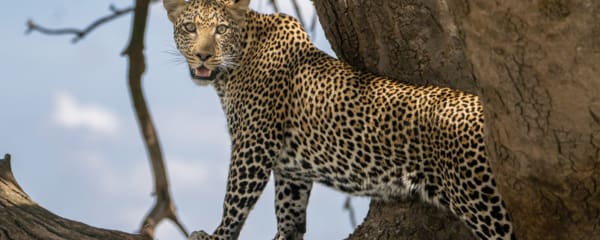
[24,0,186,238]
[26,4,134,43]
[123,0,187,237]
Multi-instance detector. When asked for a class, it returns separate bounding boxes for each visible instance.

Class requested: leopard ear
[227,0,250,22]
[163,0,186,23]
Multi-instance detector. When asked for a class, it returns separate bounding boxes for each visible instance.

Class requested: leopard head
[164,0,250,85]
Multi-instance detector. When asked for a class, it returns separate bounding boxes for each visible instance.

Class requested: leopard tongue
[196,66,212,78]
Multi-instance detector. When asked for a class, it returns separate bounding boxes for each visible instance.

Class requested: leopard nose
[196,52,213,61]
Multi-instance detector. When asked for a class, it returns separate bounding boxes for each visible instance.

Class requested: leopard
[162,0,516,239]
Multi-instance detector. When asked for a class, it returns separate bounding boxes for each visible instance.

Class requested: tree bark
[314,0,600,239]
[313,0,477,239]
[0,154,150,240]
[446,1,600,239]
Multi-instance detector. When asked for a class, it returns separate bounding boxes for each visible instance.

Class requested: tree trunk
[313,0,478,239]
[0,154,150,240]
[446,0,600,239]
[313,0,600,239]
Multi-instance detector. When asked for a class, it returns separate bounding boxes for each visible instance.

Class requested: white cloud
[67,150,150,196]
[168,156,210,188]
[67,150,226,200]
[63,150,228,233]
[156,109,230,147]
[167,155,228,191]
[53,91,119,136]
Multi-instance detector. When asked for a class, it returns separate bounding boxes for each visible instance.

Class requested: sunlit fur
[169,0,246,86]
[164,0,516,240]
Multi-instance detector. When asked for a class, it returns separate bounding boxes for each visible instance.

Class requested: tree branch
[26,4,134,43]
[0,154,151,240]
[122,0,188,238]
[289,0,306,28]
[24,0,187,238]
[343,196,357,228]
[268,0,280,12]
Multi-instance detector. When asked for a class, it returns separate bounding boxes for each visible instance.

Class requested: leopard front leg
[190,139,274,240]
[273,172,312,240]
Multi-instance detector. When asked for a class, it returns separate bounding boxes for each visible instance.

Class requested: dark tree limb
[122,0,187,238]
[446,1,600,239]
[268,0,280,13]
[24,0,187,238]
[289,0,306,28]
[26,4,135,43]
[0,154,151,240]
[343,196,357,228]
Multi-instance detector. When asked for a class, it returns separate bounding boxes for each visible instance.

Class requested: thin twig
[309,11,318,36]
[269,0,280,12]
[290,0,306,27]
[26,4,134,43]
[344,196,358,228]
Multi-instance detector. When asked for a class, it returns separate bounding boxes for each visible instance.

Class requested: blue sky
[0,1,369,239]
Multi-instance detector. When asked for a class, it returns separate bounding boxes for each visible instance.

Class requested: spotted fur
[163,0,515,239]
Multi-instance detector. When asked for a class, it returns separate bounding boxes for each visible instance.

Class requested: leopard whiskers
[164,47,187,66]
[217,55,240,70]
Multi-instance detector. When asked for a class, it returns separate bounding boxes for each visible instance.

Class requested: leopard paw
[188,230,213,240]
[274,232,303,240]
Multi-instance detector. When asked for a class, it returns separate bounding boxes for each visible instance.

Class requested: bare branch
[288,0,319,36]
[25,0,187,238]
[309,11,318,35]
[26,4,134,43]
[343,196,357,228]
[269,0,280,12]
[290,0,306,28]
[122,0,188,237]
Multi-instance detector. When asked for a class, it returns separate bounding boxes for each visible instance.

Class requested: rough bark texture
[313,0,478,239]
[314,0,476,93]
[314,0,600,239]
[446,1,600,239]
[0,154,150,240]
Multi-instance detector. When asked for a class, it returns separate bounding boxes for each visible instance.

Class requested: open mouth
[190,66,219,81]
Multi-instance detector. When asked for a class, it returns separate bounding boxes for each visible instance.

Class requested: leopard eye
[216,24,228,34]
[183,22,196,33]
